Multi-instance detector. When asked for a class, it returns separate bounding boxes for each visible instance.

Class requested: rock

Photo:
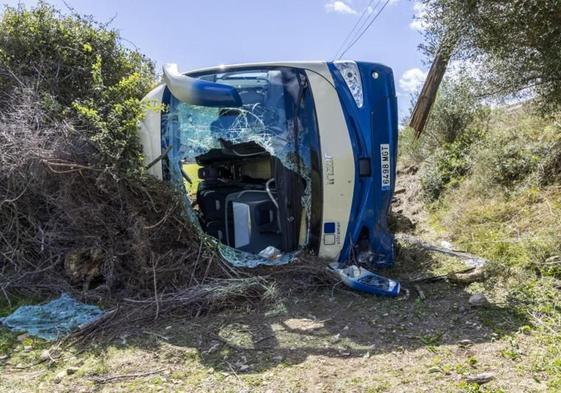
[17,333,28,342]
[66,366,79,375]
[469,293,489,307]
[459,339,473,347]
[40,350,51,361]
[53,370,66,384]
[465,372,495,385]
[23,345,32,352]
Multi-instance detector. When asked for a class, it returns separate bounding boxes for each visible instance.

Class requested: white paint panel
[188,61,335,85]
[139,84,165,179]
[306,66,355,260]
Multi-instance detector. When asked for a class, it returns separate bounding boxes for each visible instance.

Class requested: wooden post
[409,39,456,138]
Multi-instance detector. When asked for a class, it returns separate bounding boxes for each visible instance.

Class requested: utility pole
[409,37,456,138]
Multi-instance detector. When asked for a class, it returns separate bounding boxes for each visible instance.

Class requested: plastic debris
[0,293,103,340]
[331,264,400,297]
[258,246,282,260]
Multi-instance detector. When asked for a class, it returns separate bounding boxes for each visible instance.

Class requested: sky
[2,0,429,118]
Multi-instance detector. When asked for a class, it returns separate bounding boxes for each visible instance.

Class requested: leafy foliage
[419,0,561,113]
[420,136,474,201]
[399,77,489,200]
[400,77,489,165]
[0,2,156,171]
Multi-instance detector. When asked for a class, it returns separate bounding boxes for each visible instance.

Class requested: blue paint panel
[328,62,398,268]
[324,222,336,234]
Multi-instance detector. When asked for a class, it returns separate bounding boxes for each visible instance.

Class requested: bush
[420,136,474,201]
[0,2,156,172]
[401,77,489,166]
[486,137,538,188]
[462,106,561,194]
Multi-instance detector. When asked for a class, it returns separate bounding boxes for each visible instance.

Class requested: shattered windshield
[169,69,305,167]
[163,68,319,268]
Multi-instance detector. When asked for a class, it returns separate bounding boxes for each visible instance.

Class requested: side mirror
[163,63,242,107]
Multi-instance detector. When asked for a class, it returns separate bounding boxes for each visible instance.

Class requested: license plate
[380,144,391,190]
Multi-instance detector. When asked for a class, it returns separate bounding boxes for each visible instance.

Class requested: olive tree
[418,0,561,113]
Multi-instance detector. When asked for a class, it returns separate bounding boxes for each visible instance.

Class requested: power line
[332,0,379,60]
[337,0,391,60]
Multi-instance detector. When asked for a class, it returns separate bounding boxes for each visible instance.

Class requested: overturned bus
[139,61,398,284]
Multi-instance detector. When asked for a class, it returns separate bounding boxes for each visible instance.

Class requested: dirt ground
[0,167,548,392]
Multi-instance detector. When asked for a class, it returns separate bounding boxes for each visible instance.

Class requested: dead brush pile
[0,91,335,337]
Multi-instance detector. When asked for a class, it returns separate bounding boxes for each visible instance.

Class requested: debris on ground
[464,372,496,385]
[0,293,103,340]
[447,266,487,284]
[330,264,400,297]
[395,234,489,267]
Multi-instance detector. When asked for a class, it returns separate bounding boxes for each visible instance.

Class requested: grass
[2,104,560,392]
[0,296,41,356]
[420,106,561,391]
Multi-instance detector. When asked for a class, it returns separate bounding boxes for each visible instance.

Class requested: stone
[66,367,79,375]
[53,370,66,384]
[469,293,489,307]
[465,372,495,385]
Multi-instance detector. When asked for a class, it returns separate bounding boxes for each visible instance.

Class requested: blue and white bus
[139,61,398,273]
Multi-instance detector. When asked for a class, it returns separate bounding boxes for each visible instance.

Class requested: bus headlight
[334,61,364,108]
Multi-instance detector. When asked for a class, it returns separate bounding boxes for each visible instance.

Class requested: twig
[88,368,166,384]
[225,361,243,384]
[151,253,160,320]
[396,233,489,267]
[414,284,426,300]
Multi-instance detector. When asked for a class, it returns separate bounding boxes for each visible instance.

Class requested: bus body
[139,61,398,268]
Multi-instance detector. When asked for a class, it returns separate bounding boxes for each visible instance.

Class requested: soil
[0,165,547,392]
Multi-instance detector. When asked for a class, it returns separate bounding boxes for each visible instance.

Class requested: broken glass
[163,68,314,268]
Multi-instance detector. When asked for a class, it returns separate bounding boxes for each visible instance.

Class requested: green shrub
[0,2,156,172]
[420,138,472,201]
[486,136,538,188]
[400,77,490,168]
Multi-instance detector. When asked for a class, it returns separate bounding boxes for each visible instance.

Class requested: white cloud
[410,1,429,31]
[399,68,427,93]
[325,1,357,15]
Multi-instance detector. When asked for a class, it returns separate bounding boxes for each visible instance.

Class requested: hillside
[1,2,560,392]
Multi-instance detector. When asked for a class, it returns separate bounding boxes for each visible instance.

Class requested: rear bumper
[329,62,398,267]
